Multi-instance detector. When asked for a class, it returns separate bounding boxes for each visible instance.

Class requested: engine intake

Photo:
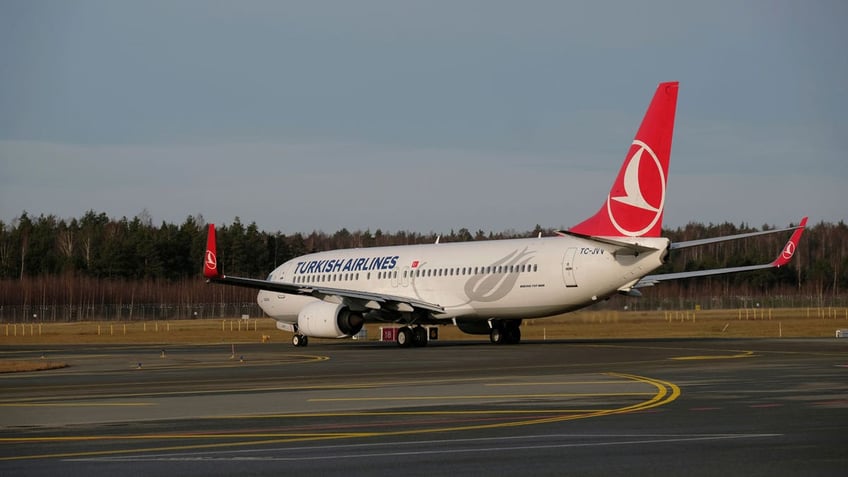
[297,301,364,338]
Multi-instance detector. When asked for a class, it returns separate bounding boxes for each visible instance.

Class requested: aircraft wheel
[413,327,428,347]
[397,327,413,347]
[292,334,308,347]
[505,325,521,344]
[490,327,504,344]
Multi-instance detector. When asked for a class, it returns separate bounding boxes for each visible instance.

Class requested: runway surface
[1,338,847,476]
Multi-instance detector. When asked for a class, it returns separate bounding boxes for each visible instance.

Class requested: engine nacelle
[297,301,364,338]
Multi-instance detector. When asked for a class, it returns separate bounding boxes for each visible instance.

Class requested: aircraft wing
[202,225,445,315]
[633,217,807,288]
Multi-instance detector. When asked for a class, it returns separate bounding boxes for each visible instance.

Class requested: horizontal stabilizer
[670,222,806,250]
[634,217,807,287]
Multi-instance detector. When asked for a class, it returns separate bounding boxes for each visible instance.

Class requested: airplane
[203,81,807,347]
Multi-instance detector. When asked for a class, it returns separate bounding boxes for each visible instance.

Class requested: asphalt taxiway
[1,338,847,476]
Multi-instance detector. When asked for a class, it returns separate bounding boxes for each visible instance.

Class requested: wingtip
[772,217,807,267]
[203,223,221,279]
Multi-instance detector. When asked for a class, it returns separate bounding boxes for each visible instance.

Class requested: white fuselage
[257,235,669,324]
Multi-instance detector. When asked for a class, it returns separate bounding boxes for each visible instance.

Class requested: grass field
[2,308,846,372]
[2,307,847,346]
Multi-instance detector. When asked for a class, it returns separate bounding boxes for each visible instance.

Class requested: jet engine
[297,301,365,338]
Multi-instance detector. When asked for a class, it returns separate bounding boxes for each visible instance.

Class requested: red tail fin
[204,224,221,278]
[569,81,679,237]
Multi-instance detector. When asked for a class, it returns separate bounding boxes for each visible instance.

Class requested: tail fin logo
[205,250,217,270]
[606,140,666,237]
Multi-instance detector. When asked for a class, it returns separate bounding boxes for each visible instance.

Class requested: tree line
[0,211,844,315]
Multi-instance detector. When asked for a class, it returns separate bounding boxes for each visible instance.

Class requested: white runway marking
[71,432,782,462]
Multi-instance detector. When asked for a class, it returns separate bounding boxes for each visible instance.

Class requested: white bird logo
[205,250,217,269]
[606,140,666,236]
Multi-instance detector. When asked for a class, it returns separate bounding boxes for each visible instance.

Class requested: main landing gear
[489,321,521,345]
[396,326,428,348]
[292,334,308,347]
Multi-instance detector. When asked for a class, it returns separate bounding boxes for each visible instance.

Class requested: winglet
[771,217,807,267]
[204,224,221,278]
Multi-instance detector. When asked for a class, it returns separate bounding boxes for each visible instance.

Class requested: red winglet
[569,81,679,238]
[204,224,221,278]
[771,217,807,267]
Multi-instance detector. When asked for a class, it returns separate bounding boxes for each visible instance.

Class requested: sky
[1,0,846,235]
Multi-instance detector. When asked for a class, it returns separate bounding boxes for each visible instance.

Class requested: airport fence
[0,295,845,323]
[603,294,848,312]
[0,303,263,323]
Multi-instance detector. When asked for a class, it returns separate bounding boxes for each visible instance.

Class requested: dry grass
[2,308,846,374]
[1,308,846,347]
[0,360,67,373]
